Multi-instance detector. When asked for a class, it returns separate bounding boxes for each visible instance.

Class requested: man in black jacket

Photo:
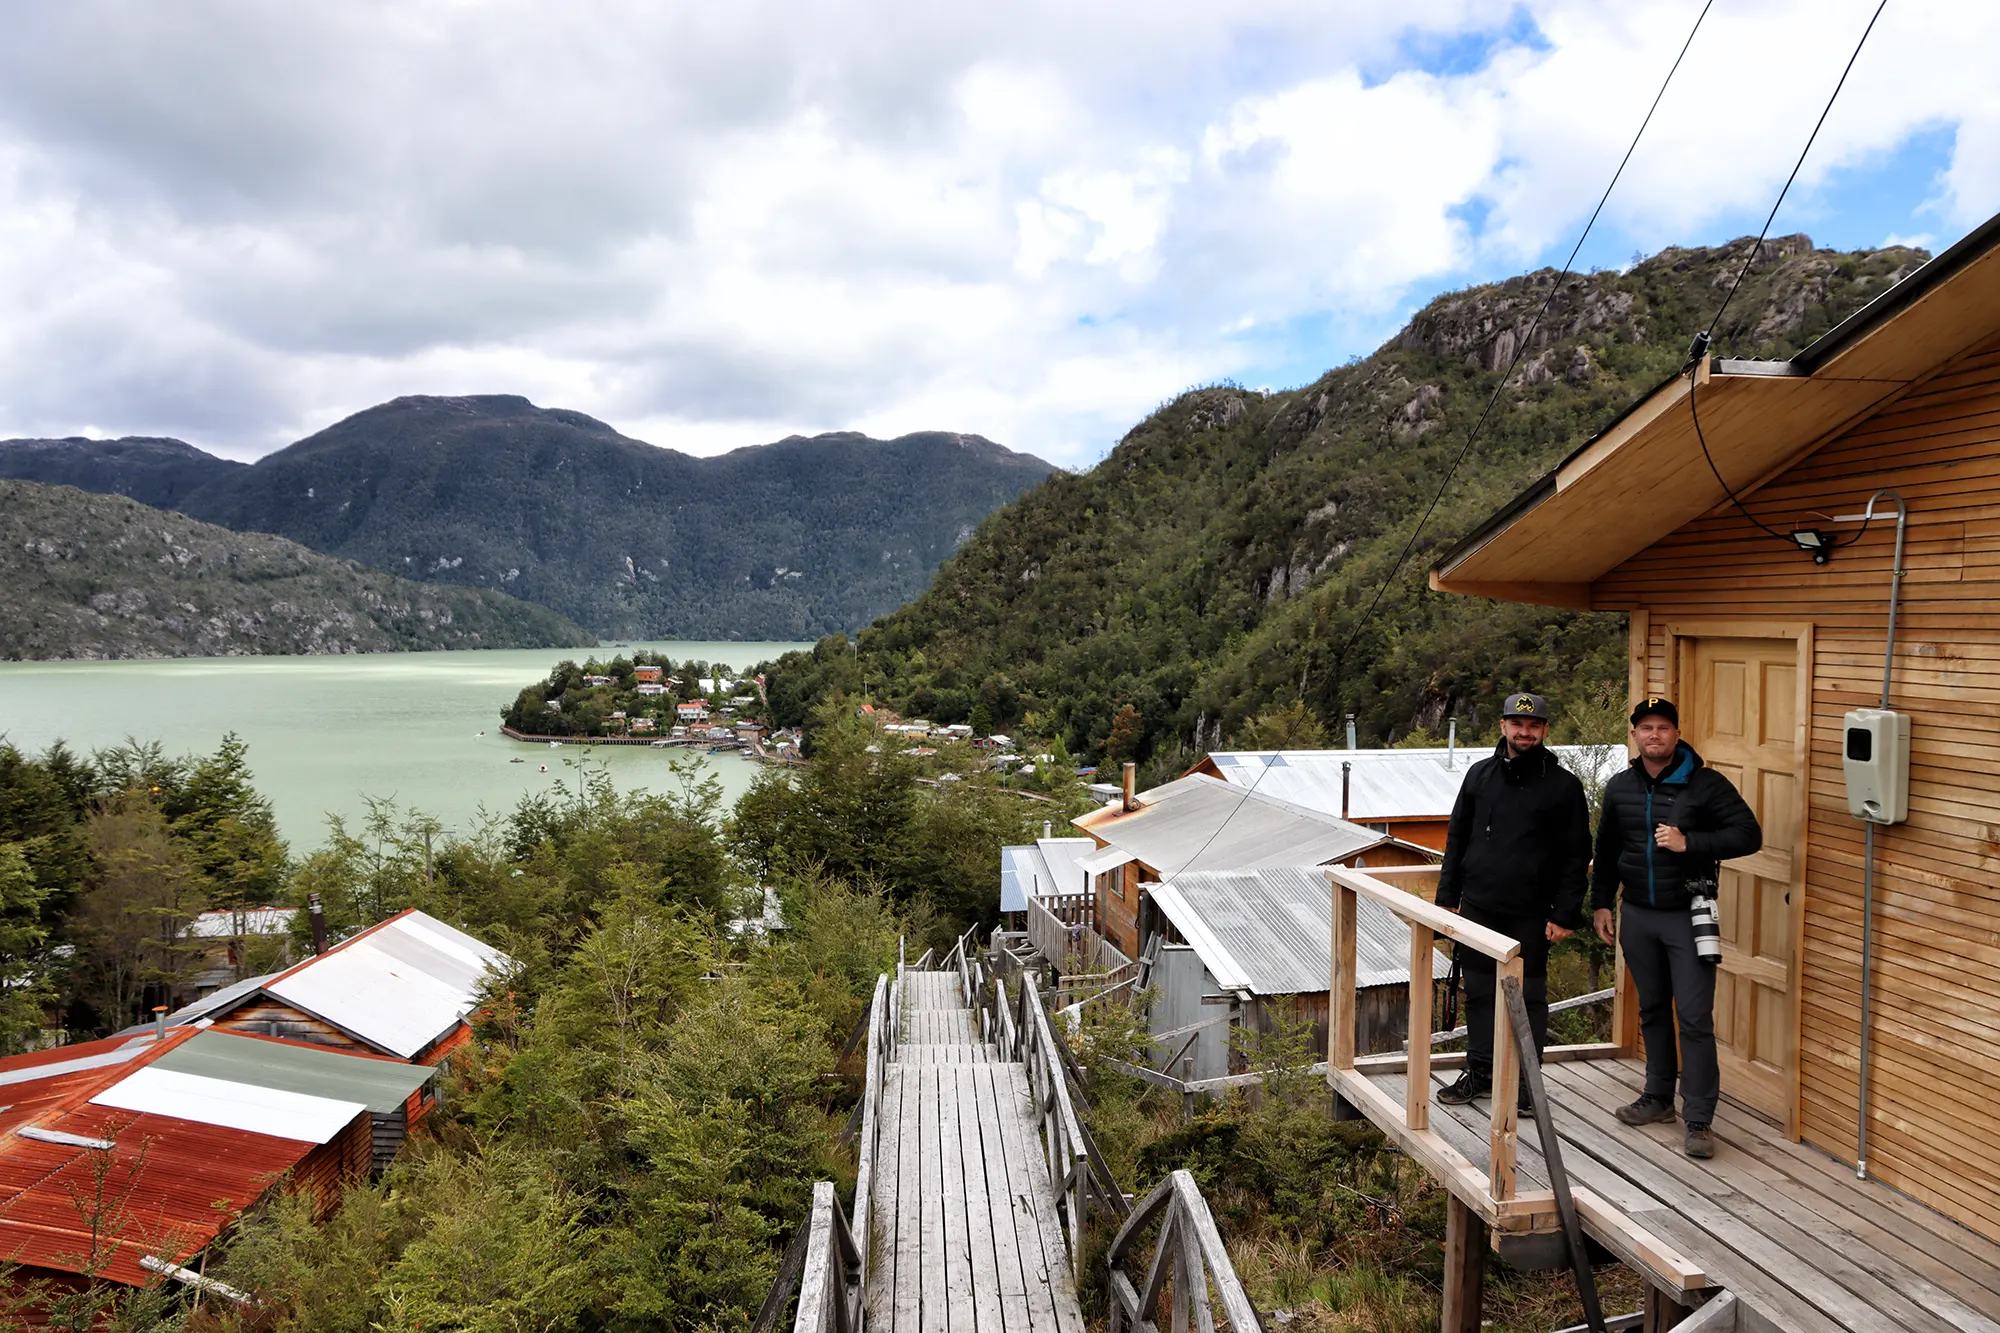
[1591,697,1762,1159]
[1434,692,1592,1112]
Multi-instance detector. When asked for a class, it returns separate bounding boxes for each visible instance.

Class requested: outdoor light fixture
[1789,527,1834,563]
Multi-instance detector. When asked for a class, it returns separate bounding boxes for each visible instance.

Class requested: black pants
[1458,907,1550,1084]
[1621,900,1719,1124]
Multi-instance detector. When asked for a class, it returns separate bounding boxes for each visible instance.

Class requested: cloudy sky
[1,1,1994,467]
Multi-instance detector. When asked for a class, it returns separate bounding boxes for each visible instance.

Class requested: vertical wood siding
[1594,332,2000,1239]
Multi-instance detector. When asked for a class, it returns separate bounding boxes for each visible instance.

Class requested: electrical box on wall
[1843,709,1910,825]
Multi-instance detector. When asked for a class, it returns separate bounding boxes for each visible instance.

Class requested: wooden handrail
[1019,973,1097,1286]
[1106,1170,1264,1333]
[851,973,890,1281]
[1325,866,1536,1218]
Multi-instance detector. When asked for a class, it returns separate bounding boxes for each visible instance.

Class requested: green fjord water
[0,642,807,849]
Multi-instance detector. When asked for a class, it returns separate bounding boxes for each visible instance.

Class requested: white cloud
[0,0,1996,468]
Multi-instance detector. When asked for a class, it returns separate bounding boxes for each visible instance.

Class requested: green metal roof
[154,1029,435,1113]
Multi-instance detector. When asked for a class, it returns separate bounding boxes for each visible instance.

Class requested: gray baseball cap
[1503,692,1550,721]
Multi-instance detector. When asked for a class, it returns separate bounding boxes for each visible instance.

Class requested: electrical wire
[1159,2,1718,881]
[1336,0,1715,668]
[1688,0,1890,547]
[1703,0,1890,350]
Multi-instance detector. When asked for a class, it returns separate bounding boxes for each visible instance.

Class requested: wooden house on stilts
[1327,211,2000,1331]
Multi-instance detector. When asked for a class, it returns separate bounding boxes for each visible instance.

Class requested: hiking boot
[1436,1071,1489,1106]
[1684,1123,1715,1159]
[1614,1095,1677,1127]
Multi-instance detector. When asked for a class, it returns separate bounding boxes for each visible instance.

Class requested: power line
[1688,0,1890,546]
[1161,2,1717,880]
[1335,0,1715,669]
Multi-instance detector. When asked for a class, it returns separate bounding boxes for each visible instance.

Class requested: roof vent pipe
[1345,714,1357,751]
[1043,820,1053,839]
[1448,719,1457,769]
[308,892,328,956]
[152,1006,167,1041]
[1341,761,1352,820]
[1121,762,1138,812]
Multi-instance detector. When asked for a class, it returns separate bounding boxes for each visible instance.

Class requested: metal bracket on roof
[18,1126,114,1150]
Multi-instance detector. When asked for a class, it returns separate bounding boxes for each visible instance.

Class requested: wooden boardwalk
[1368,1055,2000,1333]
[866,971,1086,1333]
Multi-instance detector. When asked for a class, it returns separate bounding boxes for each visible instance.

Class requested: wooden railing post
[1330,878,1358,1077]
[1488,955,1523,1203]
[1405,923,1434,1132]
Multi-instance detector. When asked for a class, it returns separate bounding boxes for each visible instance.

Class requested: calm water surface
[0,642,807,849]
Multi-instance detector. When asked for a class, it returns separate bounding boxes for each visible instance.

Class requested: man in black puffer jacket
[1591,696,1761,1160]
[1434,692,1591,1113]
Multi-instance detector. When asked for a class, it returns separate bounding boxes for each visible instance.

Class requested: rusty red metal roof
[0,1029,343,1286]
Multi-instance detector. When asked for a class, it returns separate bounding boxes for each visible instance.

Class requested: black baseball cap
[1503,692,1549,721]
[1630,696,1680,727]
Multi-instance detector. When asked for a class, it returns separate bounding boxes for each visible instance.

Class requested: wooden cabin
[159,908,510,1127]
[1070,770,1436,962]
[1331,213,2000,1332]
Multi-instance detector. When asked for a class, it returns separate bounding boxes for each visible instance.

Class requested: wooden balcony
[1326,867,2000,1333]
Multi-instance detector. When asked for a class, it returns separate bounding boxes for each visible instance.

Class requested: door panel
[1683,636,1803,1124]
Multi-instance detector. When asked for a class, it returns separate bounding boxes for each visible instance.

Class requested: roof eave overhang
[1429,211,2000,604]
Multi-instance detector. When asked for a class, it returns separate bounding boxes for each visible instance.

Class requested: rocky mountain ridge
[0,480,586,659]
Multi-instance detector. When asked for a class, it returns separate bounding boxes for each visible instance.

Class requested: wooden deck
[866,971,1085,1333]
[1364,1055,2000,1333]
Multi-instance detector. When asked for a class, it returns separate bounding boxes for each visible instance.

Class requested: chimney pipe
[152,1006,168,1041]
[1341,761,1352,820]
[1448,719,1457,769]
[1345,714,1357,751]
[1122,761,1138,812]
[1042,820,1052,839]
[308,892,328,956]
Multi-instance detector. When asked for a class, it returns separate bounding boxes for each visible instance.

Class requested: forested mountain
[0,435,245,509]
[0,480,587,659]
[765,235,1926,769]
[171,397,1053,639]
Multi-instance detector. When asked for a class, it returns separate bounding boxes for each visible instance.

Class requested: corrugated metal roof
[148,971,281,1030]
[999,838,1099,912]
[1076,845,1137,875]
[153,1030,433,1114]
[1075,773,1384,875]
[261,909,511,1059]
[1205,746,1605,821]
[90,1067,365,1145]
[186,907,296,938]
[0,1102,316,1285]
[1147,867,1448,994]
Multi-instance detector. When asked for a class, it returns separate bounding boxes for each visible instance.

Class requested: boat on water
[509,757,524,764]
[548,740,560,748]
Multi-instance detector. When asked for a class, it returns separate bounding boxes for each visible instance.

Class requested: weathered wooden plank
[971,1062,1032,1333]
[993,1062,1086,1333]
[938,1062,975,1332]
[952,1064,1005,1333]
[867,1062,902,1330]
[919,1067,948,1333]
[1556,1061,1961,1333]
[894,1064,923,1333]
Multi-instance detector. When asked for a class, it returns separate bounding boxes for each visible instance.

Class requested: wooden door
[1681,635,1805,1124]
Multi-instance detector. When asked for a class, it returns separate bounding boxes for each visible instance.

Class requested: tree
[72,799,207,1032]
[162,734,288,907]
[1104,704,1145,764]
[0,846,54,1053]
[1236,700,1329,750]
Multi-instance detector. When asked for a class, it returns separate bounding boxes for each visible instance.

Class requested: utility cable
[1160,2,1717,882]
[1336,0,1715,668]
[1687,0,1889,547]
